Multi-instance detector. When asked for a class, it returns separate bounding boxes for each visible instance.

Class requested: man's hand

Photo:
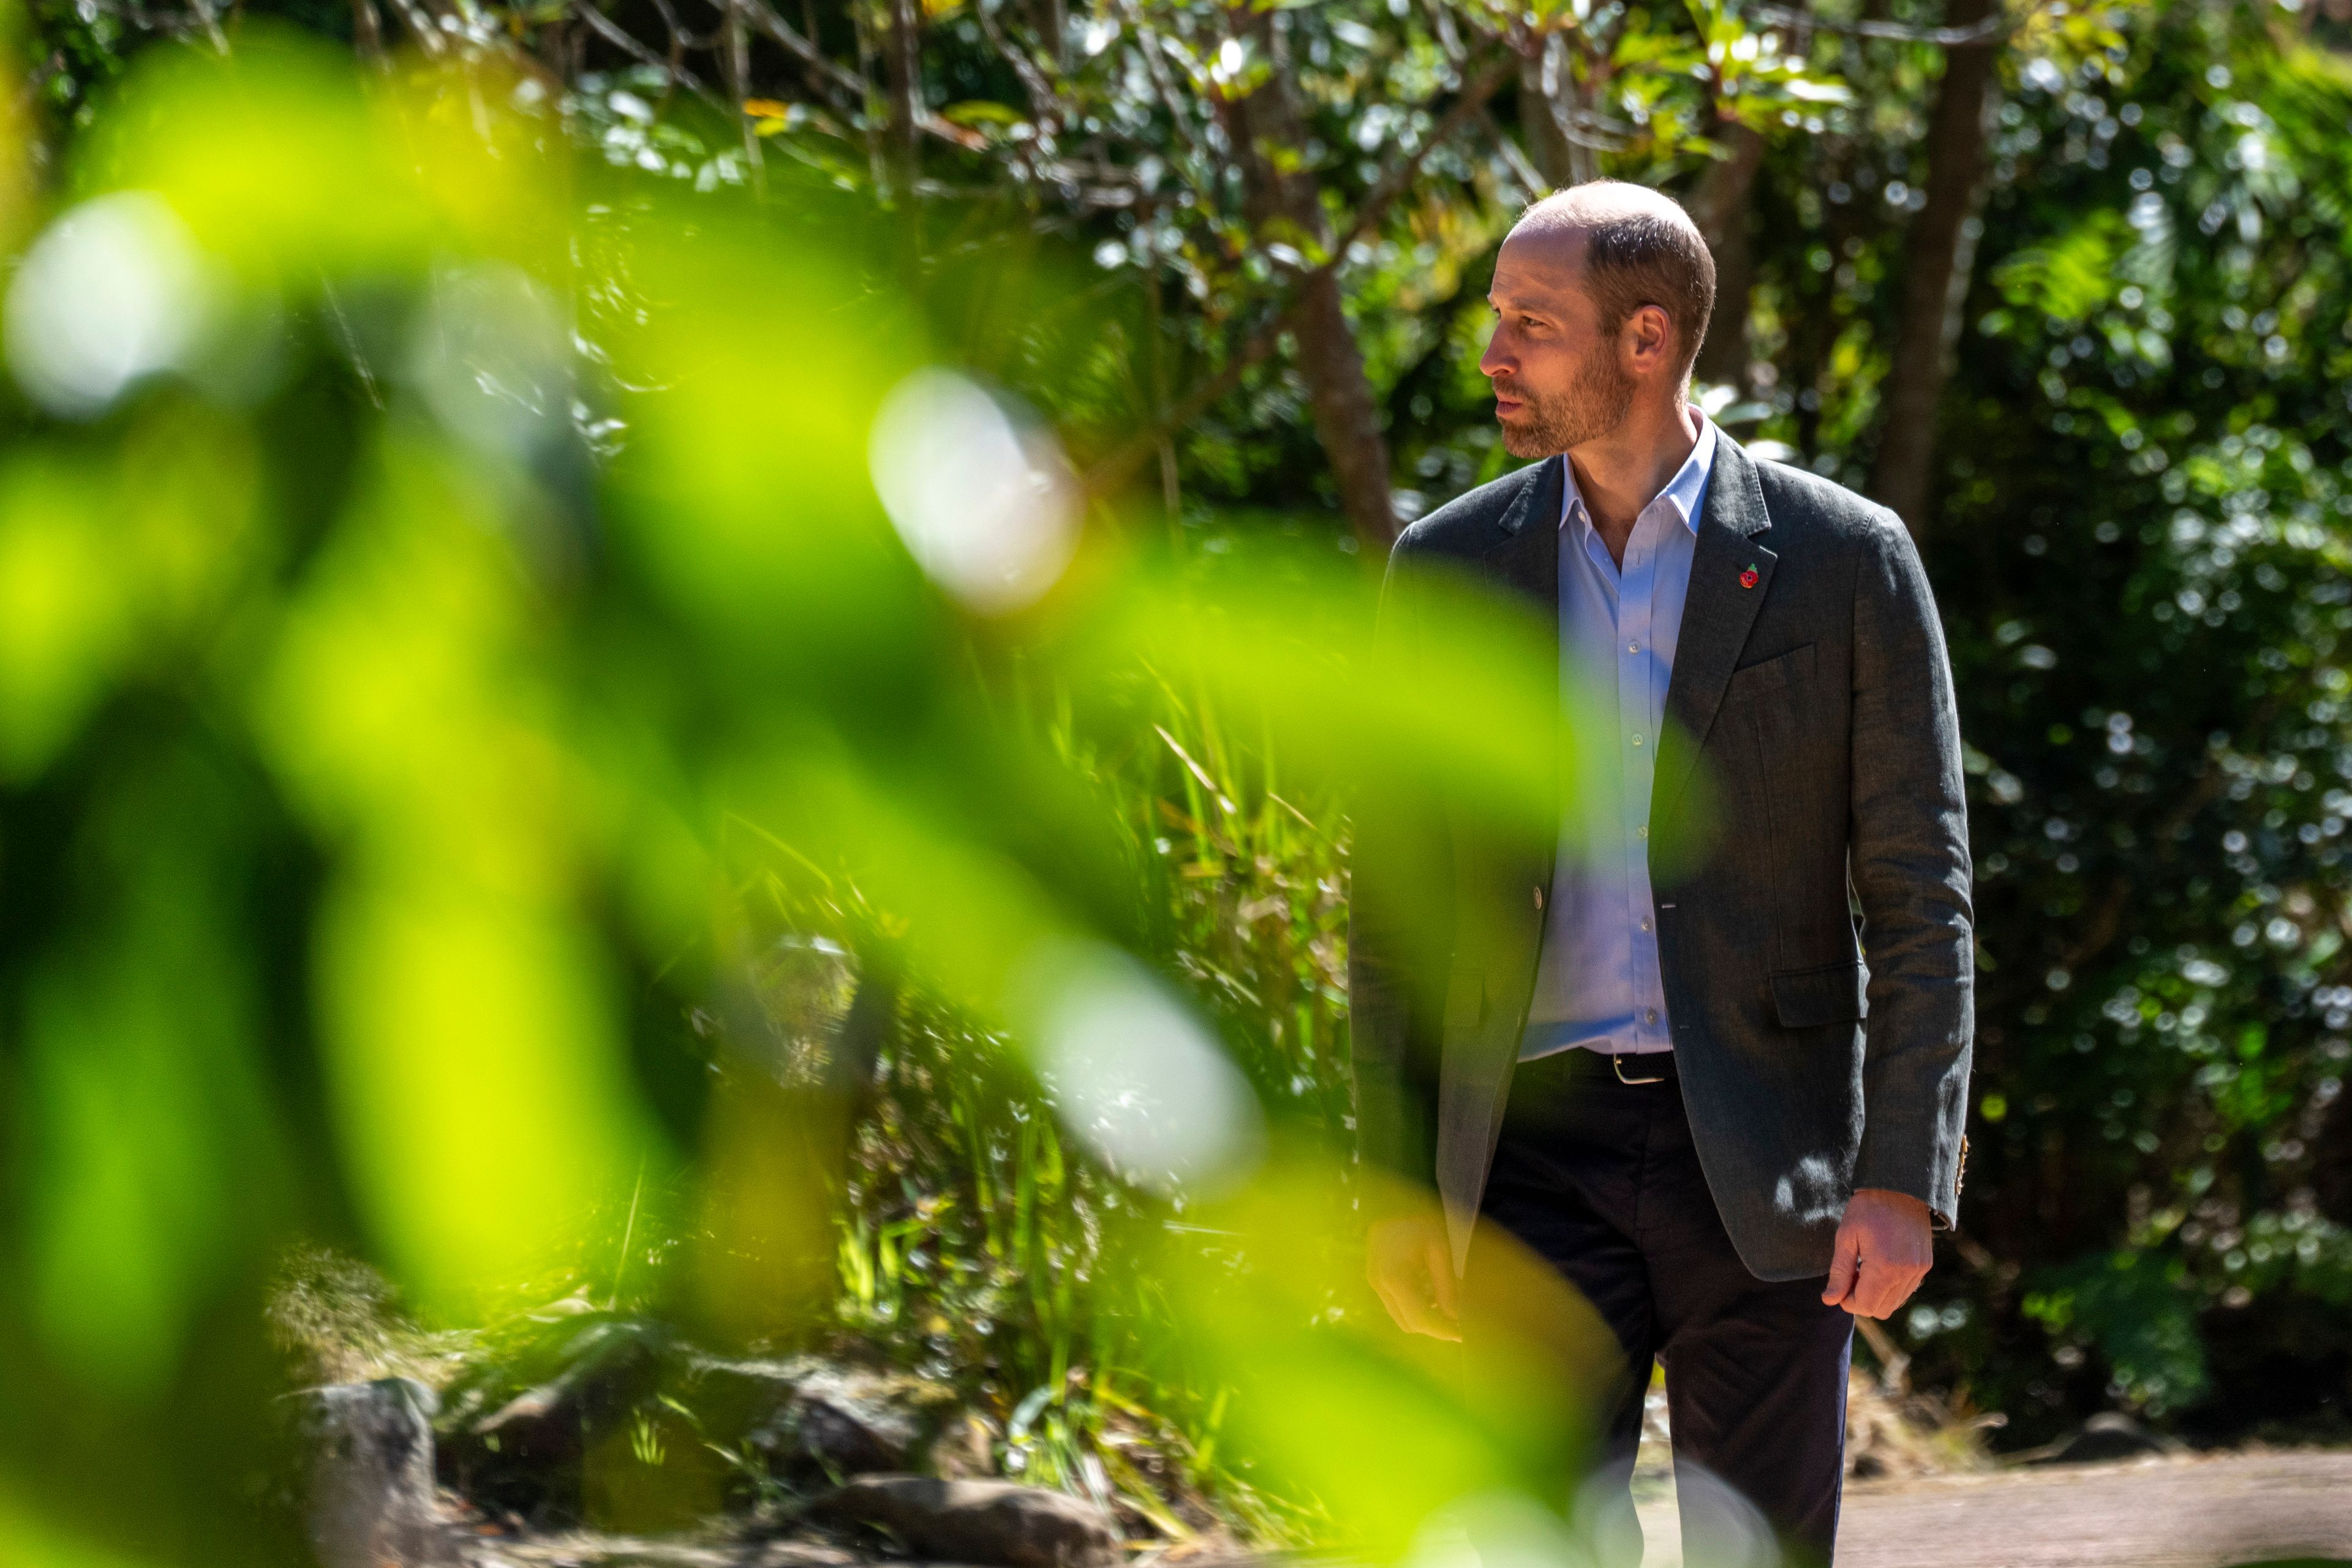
[1822,1188,1934,1319]
[1366,1211,1461,1341]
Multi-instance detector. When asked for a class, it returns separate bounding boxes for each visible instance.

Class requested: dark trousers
[1466,1047,1855,1567]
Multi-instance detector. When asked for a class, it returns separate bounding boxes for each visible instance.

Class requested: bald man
[1349,183,1973,1565]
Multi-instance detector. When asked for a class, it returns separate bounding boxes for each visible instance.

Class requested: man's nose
[1477,336,1508,379]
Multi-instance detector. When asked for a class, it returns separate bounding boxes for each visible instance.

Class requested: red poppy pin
[1739,564,1760,589]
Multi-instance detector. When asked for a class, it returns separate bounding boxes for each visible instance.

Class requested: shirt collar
[1559,414,1719,536]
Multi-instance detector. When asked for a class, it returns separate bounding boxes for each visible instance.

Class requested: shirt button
[1645,1009,1659,1025]
[1630,732,1645,747]
[1636,825,1649,840]
[1640,918,1652,932]
[1627,639,1640,654]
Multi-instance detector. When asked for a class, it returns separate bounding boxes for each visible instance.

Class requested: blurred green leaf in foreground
[0,30,1623,1566]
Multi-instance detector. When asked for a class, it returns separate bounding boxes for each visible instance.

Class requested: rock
[814,1475,1121,1568]
[439,1318,673,1525]
[2036,1411,2182,1465]
[685,1356,967,1480]
[928,1411,1000,1480]
[1845,1369,1964,1481]
[489,1533,861,1568]
[300,1377,454,1568]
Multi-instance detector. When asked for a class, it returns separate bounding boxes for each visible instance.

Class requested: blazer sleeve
[1847,518,1975,1227]
[1346,545,1444,1212]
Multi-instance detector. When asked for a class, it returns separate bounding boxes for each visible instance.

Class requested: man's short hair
[1518,183,1717,380]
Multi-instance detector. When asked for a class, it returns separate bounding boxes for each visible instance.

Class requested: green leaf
[940,100,1025,127]
[1992,212,2134,323]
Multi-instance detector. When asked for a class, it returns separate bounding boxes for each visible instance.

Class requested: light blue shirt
[1521,417,1718,1061]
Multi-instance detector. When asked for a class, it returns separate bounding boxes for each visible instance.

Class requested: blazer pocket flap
[1771,961,1868,1028]
[1730,641,1817,695]
[1443,967,1485,1032]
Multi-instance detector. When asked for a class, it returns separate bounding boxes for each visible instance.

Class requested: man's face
[1477,232,1636,460]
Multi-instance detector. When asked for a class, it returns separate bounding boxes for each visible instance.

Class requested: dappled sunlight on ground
[1633,1452,2352,1568]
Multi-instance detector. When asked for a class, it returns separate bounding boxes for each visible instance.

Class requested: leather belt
[1520,1046,1679,1085]
[1608,1052,1672,1085]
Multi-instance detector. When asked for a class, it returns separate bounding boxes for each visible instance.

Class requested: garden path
[1634,1450,2352,1568]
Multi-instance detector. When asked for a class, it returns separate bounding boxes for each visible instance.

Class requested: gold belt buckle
[1612,1053,1667,1085]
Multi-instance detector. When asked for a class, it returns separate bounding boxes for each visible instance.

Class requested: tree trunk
[351,0,384,61]
[1292,274,1399,549]
[1221,10,1399,549]
[881,0,922,198]
[1036,0,1068,70]
[1687,121,1766,390]
[1518,47,1570,189]
[1870,0,2001,533]
[723,0,765,197]
[1519,32,1600,189]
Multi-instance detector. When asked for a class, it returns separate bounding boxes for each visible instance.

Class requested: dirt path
[1633,1451,2352,1567]
[456,1452,2352,1568]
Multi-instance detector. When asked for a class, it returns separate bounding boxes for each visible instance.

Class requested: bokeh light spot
[1026,941,1263,1195]
[869,368,1078,614]
[7,192,214,417]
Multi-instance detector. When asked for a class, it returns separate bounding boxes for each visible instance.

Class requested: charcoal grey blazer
[1348,432,1974,1282]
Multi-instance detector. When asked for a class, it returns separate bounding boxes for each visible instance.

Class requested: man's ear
[1625,303,1675,372]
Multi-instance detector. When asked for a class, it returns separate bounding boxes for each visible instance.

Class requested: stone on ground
[301,1376,456,1568]
[440,1319,673,1524]
[815,1475,1123,1568]
[686,1355,968,1479]
[2032,1411,2183,1466]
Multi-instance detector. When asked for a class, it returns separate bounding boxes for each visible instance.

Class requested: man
[1348,183,1972,1565]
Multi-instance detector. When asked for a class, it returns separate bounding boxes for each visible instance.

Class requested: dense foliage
[1920,9,2352,1437]
[0,31,1565,1561]
[6,12,2352,1568]
[755,0,2352,1447]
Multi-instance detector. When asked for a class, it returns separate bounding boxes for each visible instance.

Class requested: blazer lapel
[1483,452,1563,883]
[1483,453,1563,614]
[1655,437,1776,826]
[1433,456,1562,1270]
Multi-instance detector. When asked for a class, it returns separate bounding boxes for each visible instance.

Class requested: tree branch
[574,0,705,89]
[740,0,867,104]
[1082,48,1517,501]
[740,0,989,149]
[1750,2,2008,45]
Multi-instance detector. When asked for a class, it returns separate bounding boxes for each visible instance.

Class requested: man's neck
[1565,401,1702,566]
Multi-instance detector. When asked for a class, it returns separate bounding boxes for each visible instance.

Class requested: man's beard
[1496,351,1637,459]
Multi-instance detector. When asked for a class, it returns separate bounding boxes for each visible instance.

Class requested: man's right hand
[1366,1210,1461,1341]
